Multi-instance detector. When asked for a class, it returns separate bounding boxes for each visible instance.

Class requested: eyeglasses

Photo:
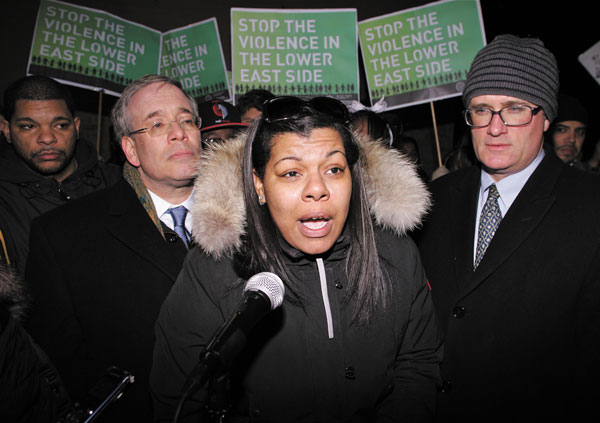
[128,115,201,137]
[261,96,350,125]
[202,137,225,148]
[464,105,543,128]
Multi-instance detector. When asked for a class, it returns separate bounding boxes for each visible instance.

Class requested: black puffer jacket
[150,133,442,422]
[152,230,442,423]
[0,140,121,273]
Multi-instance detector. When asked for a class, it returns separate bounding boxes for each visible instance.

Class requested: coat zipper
[56,181,72,200]
[316,258,334,339]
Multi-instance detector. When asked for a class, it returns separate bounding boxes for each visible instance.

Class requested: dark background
[2,0,598,168]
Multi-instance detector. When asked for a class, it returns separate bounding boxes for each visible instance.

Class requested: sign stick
[430,101,443,168]
[96,90,103,160]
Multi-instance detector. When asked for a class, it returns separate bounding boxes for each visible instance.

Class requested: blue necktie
[167,206,190,248]
[475,184,502,269]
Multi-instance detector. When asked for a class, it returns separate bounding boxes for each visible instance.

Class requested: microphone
[178,272,285,402]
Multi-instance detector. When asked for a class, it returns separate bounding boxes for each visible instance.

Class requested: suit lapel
[459,154,561,299]
[451,169,481,293]
[106,180,184,282]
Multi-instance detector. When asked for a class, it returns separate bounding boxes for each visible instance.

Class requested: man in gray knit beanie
[462,34,560,123]
[417,34,600,422]
[461,34,559,180]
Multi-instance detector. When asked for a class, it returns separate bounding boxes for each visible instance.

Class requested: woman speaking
[150,96,442,422]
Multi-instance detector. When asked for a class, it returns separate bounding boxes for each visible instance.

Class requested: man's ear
[2,119,11,143]
[543,118,550,132]
[253,170,265,203]
[73,116,81,139]
[121,136,140,167]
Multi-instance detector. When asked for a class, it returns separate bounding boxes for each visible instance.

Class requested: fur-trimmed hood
[191,131,430,258]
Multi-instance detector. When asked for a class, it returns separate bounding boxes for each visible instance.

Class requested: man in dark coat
[0,75,121,274]
[25,74,203,422]
[415,35,600,422]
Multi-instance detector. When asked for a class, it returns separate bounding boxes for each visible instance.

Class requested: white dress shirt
[148,190,194,235]
[473,150,545,264]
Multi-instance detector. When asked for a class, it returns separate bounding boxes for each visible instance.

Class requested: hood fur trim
[191,131,430,258]
[0,262,30,323]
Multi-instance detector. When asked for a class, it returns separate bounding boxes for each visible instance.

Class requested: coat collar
[445,167,481,291]
[106,180,185,281]
[457,154,562,299]
[191,131,431,258]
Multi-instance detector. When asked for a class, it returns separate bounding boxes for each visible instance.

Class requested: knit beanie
[555,93,588,126]
[463,34,560,122]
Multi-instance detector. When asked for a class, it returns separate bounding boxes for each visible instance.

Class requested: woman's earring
[258,195,265,205]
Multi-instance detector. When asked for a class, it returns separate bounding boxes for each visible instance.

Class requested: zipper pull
[57,183,72,200]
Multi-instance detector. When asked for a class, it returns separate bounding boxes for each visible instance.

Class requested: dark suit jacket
[25,179,189,422]
[415,153,600,422]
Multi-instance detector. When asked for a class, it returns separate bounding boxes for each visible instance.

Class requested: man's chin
[558,154,576,163]
[556,148,577,162]
[28,158,69,177]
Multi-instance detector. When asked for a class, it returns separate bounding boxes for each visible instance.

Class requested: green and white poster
[358,0,485,109]
[28,0,160,96]
[160,19,231,102]
[28,0,231,101]
[231,8,359,104]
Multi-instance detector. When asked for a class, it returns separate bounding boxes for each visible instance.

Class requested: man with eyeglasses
[25,74,202,422]
[415,35,600,422]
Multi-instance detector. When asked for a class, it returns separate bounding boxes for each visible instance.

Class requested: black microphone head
[244,272,285,310]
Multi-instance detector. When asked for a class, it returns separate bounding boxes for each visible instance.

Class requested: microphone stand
[172,350,230,423]
[205,370,232,422]
[171,275,284,422]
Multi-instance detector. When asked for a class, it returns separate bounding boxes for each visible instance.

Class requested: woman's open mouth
[298,214,333,237]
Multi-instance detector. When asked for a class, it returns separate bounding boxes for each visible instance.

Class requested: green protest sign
[28,0,161,96]
[28,0,231,101]
[231,8,359,104]
[160,18,231,102]
[358,0,485,109]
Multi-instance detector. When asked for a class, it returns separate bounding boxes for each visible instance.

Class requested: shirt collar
[480,149,545,210]
[148,189,194,218]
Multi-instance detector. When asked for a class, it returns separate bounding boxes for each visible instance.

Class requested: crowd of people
[0,33,598,423]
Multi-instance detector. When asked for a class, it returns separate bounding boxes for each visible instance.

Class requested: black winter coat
[0,139,121,274]
[151,229,442,422]
[415,153,600,422]
[0,261,71,423]
[25,179,189,423]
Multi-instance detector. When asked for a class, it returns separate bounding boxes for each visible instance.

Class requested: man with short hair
[236,88,275,124]
[0,75,121,274]
[549,93,588,168]
[198,99,249,148]
[416,35,600,421]
[26,74,202,422]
